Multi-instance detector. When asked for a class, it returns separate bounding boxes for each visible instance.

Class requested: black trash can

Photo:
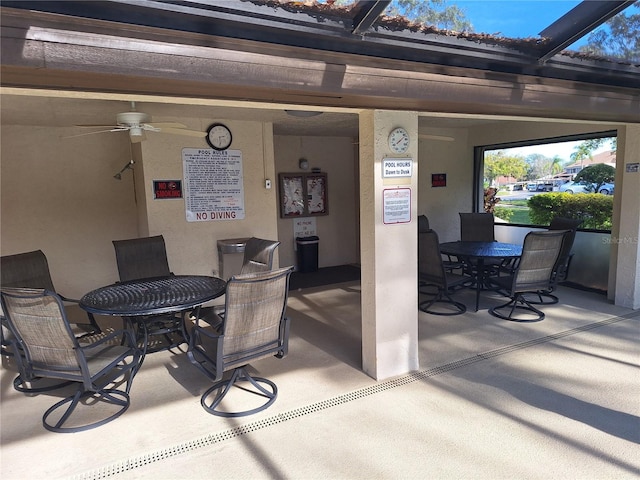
[296,236,319,273]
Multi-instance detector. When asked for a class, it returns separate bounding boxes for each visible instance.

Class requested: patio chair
[489,230,565,322]
[191,237,280,328]
[112,235,181,351]
[418,214,430,232]
[112,235,172,282]
[1,250,102,338]
[186,266,293,417]
[239,237,280,274]
[419,214,461,272]
[418,229,469,315]
[1,251,102,391]
[458,212,503,279]
[459,212,495,242]
[527,217,582,304]
[0,287,141,433]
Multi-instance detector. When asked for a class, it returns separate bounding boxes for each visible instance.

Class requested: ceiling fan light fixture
[285,110,323,118]
[129,126,144,137]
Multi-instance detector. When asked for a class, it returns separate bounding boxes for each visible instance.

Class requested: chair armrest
[58,294,79,303]
[187,324,225,381]
[193,308,224,332]
[79,329,137,351]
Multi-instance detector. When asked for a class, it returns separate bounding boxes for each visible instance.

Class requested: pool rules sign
[182,148,245,222]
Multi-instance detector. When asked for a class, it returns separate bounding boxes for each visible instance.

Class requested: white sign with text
[293,217,317,250]
[382,158,413,178]
[383,188,411,224]
[182,148,245,222]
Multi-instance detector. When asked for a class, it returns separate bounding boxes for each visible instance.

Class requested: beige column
[359,110,420,380]
[612,124,640,309]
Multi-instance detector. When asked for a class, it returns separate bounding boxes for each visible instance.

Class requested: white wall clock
[206,123,232,150]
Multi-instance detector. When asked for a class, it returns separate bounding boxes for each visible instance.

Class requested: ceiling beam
[351,1,391,35]
[537,0,635,63]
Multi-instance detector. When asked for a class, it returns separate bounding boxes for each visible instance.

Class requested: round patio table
[80,275,226,363]
[439,241,522,312]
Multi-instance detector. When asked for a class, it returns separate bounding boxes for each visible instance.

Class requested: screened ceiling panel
[1,0,638,89]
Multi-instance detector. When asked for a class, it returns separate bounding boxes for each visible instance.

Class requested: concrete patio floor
[1,282,638,479]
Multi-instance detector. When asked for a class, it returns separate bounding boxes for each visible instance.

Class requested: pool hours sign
[382,158,413,178]
[182,148,245,222]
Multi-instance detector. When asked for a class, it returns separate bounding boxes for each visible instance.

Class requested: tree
[579,4,640,64]
[386,0,472,31]
[573,163,616,192]
[484,151,528,185]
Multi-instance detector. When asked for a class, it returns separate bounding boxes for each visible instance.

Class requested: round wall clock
[388,127,410,154]
[206,123,232,150]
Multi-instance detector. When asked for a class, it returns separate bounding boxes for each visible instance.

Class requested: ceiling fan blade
[157,127,207,137]
[62,128,128,139]
[74,124,121,128]
[146,122,189,129]
[419,134,455,141]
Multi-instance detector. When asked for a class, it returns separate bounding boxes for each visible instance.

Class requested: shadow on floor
[289,264,360,290]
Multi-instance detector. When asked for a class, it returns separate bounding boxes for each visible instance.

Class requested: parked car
[597,182,615,195]
[558,181,594,194]
[536,182,554,192]
[559,181,614,194]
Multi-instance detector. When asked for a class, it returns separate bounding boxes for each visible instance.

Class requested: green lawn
[495,200,531,224]
[508,208,531,224]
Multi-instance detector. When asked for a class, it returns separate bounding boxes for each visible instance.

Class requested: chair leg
[419,289,466,316]
[13,375,72,393]
[522,289,559,305]
[42,387,131,433]
[489,293,546,322]
[200,366,278,417]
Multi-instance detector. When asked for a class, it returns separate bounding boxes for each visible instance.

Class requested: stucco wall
[0,125,138,297]
[274,135,359,269]
[134,120,280,278]
[0,119,281,295]
[417,128,473,243]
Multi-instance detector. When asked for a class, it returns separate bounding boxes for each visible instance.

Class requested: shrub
[494,206,514,222]
[527,192,613,229]
[484,187,500,213]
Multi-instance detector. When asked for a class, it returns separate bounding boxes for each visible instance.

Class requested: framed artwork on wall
[306,173,328,215]
[279,172,328,218]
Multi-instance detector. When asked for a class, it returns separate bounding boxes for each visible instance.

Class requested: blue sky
[453,1,582,40]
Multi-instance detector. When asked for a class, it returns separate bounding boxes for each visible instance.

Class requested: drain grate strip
[72,312,637,480]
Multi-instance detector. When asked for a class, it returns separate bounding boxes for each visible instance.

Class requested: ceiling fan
[67,102,206,143]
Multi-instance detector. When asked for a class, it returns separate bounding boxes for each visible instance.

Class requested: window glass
[480,134,616,230]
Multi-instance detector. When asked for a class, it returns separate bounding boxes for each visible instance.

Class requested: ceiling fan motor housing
[116,111,151,126]
[117,111,151,138]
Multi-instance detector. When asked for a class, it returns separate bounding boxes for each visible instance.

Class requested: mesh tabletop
[80,275,227,316]
[440,241,522,258]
